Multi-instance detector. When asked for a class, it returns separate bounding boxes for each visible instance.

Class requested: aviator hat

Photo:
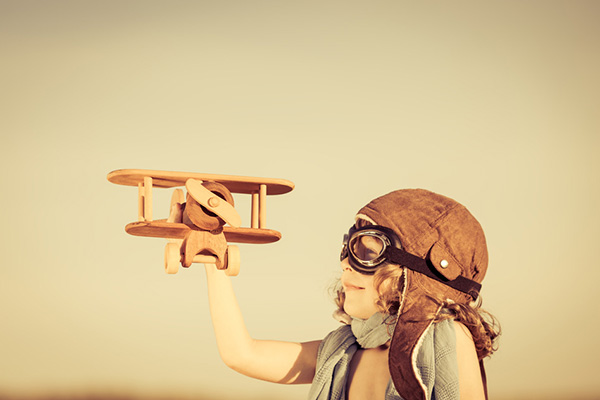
[356,189,488,400]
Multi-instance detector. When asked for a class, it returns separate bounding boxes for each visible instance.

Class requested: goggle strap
[388,247,481,300]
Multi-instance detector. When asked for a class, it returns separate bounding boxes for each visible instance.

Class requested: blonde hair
[333,265,500,360]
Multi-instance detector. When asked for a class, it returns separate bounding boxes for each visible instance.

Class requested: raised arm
[204,264,320,384]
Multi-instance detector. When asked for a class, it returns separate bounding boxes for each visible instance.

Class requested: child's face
[340,257,379,320]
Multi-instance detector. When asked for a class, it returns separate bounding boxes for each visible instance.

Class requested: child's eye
[352,235,385,261]
[358,248,378,260]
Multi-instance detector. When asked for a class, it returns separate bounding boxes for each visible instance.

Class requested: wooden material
[251,192,259,229]
[183,193,222,231]
[165,242,234,273]
[170,188,185,208]
[108,169,294,195]
[259,184,267,228]
[138,183,144,221]
[182,230,227,269]
[185,179,241,228]
[109,168,294,275]
[144,176,153,221]
[125,221,282,244]
[193,254,218,264]
[225,245,240,276]
[108,168,293,242]
[164,242,181,274]
[167,189,184,223]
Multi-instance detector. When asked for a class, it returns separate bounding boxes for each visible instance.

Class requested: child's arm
[204,264,321,384]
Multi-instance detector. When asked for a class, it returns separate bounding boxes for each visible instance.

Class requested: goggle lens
[349,233,387,265]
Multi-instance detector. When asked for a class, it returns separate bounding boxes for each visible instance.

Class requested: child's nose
[340,258,352,271]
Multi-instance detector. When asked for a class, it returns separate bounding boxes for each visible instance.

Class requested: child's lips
[343,282,365,291]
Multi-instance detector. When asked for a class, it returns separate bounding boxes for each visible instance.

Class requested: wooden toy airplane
[107,169,294,276]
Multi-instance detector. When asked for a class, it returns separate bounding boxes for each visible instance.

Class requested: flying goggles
[340,225,482,299]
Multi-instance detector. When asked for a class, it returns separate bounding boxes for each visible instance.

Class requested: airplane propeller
[185,178,242,228]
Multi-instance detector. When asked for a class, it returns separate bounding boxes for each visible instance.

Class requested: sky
[1,1,599,399]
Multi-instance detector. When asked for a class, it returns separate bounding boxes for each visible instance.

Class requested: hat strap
[388,247,482,299]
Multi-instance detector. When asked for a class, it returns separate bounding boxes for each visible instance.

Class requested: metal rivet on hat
[440,259,449,269]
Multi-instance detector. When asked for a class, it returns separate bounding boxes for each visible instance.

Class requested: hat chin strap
[387,247,482,300]
[389,274,442,400]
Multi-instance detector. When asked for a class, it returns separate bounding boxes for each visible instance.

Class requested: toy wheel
[164,242,180,274]
[225,245,240,276]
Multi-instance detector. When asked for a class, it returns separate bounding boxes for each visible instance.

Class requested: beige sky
[1,1,599,399]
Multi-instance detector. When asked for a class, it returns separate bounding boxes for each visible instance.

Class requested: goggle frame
[341,225,403,275]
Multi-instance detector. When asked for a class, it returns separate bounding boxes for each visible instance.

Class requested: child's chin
[343,305,369,320]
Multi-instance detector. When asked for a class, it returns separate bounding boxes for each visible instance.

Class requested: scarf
[308,316,460,400]
[308,312,393,400]
[351,312,394,348]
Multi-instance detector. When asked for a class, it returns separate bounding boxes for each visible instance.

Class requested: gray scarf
[308,316,460,400]
[351,312,394,348]
[308,312,393,400]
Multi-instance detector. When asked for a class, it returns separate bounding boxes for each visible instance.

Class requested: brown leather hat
[357,189,488,400]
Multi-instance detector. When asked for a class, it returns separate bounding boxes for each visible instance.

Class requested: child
[204,189,499,400]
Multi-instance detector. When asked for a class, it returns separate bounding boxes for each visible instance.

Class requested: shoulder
[451,320,478,363]
[452,320,486,399]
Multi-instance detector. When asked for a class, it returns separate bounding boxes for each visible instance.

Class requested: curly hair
[333,265,500,360]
